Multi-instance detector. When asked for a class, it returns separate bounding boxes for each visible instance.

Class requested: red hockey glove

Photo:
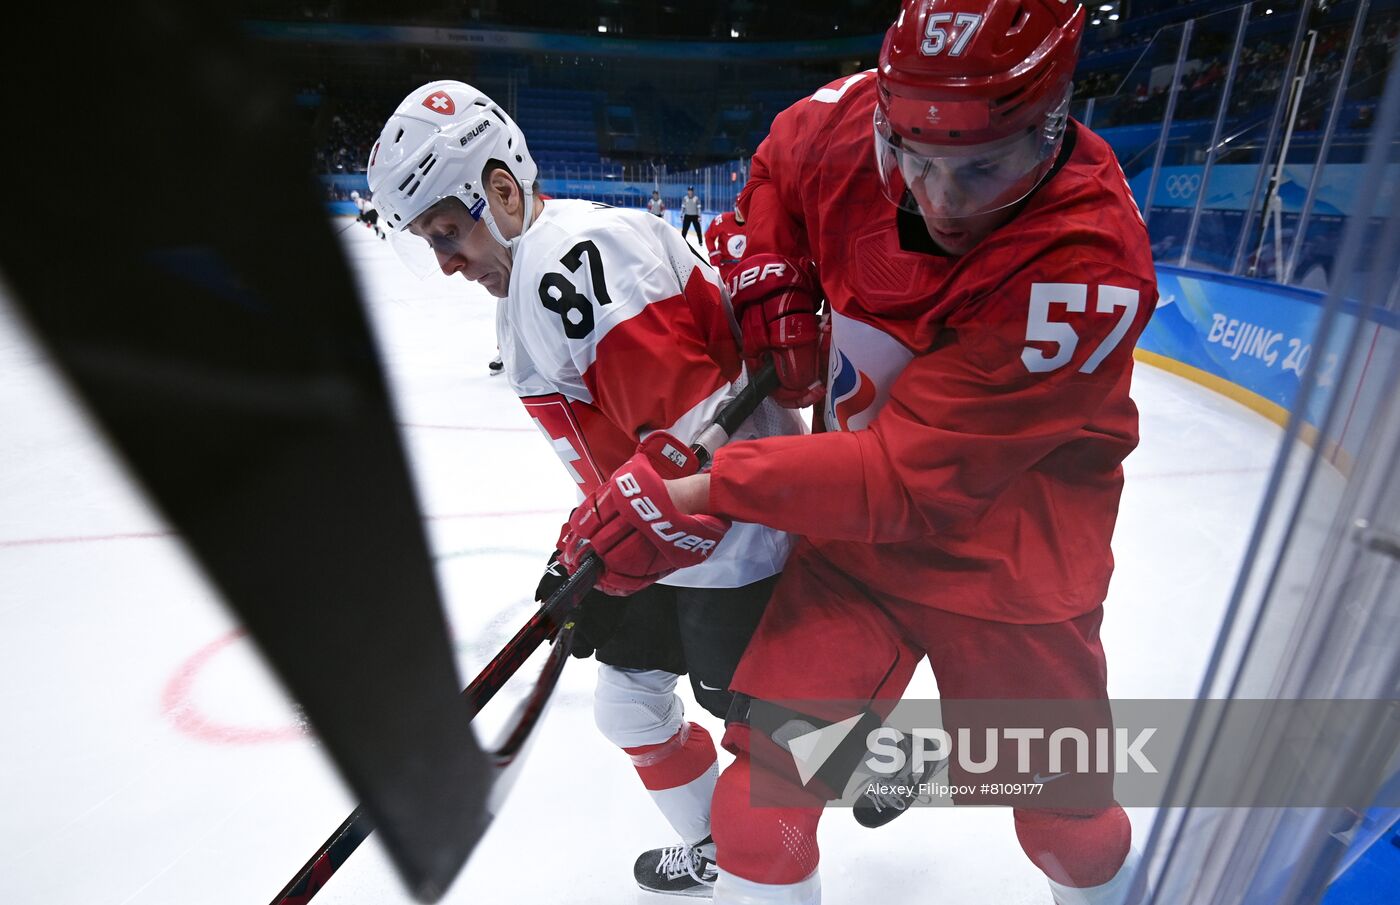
[728,254,825,408]
[557,432,731,596]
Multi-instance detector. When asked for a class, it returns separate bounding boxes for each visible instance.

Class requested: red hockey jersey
[709,72,1157,623]
[703,212,750,282]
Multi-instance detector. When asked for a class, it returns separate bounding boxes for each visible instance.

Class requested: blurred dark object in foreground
[0,4,490,900]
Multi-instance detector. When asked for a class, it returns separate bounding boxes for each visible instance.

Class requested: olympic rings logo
[1165,174,1201,199]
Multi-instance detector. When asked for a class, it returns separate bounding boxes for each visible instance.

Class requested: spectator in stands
[681,186,703,243]
[1190,60,1223,93]
[648,190,666,218]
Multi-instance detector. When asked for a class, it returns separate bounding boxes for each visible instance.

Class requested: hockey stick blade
[271,361,778,903]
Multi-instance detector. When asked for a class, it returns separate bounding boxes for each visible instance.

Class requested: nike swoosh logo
[1033,772,1070,784]
[698,681,722,692]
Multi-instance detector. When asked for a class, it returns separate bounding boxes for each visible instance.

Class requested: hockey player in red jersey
[703,201,751,283]
[556,1,1157,902]
[366,81,804,898]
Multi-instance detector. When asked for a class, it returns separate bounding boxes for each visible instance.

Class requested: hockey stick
[271,619,581,905]
[271,360,778,904]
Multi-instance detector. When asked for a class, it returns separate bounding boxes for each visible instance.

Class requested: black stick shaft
[692,360,778,468]
[268,558,598,905]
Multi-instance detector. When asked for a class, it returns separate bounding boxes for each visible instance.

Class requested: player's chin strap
[479,183,536,253]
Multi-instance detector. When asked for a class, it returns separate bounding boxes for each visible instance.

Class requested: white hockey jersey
[499,199,802,588]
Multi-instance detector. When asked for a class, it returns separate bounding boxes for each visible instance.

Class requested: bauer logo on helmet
[459,120,491,146]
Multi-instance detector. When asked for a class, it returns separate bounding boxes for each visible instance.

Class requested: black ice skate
[633,835,718,897]
[853,732,949,828]
[488,355,504,375]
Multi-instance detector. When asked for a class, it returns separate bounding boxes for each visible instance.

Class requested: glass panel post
[1231,2,1315,275]
[1143,19,1195,229]
[1181,4,1251,267]
[1282,0,1372,285]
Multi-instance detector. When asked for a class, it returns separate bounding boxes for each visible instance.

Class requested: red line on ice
[426,508,563,521]
[2,509,564,548]
[0,530,174,548]
[400,422,536,433]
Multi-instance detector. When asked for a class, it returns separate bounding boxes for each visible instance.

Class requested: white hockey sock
[714,868,821,905]
[645,756,719,844]
[1049,847,1146,905]
[594,666,717,843]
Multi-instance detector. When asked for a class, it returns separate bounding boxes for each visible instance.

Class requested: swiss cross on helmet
[421,90,456,115]
[366,80,538,273]
[874,0,1084,220]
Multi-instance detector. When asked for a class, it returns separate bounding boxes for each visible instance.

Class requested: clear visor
[387,193,485,280]
[873,104,1063,221]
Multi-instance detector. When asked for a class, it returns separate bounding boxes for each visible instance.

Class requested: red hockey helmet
[874,0,1084,219]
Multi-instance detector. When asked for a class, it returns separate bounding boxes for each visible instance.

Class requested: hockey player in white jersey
[349,190,384,239]
[366,80,804,897]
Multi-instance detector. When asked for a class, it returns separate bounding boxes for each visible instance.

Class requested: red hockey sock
[624,721,717,791]
[712,748,823,885]
[1014,806,1132,887]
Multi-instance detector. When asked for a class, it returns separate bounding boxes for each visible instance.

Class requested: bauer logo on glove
[616,471,718,557]
[726,259,790,295]
[557,431,730,596]
[727,253,826,409]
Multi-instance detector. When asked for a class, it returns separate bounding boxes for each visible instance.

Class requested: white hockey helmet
[349,190,360,201]
[366,80,538,271]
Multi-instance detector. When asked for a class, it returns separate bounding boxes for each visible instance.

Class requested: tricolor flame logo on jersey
[827,350,877,432]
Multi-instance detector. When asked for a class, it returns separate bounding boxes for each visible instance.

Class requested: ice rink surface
[1,219,1287,904]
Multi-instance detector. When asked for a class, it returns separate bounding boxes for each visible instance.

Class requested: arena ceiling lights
[1091,1,1121,26]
